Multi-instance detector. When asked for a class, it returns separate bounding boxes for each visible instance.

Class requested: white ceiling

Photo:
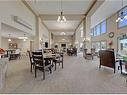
[27,0,93,15]
[91,0,127,28]
[52,31,74,35]
[43,21,80,30]
[26,0,94,35]
[1,23,32,39]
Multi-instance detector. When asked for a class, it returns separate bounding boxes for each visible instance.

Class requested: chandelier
[8,34,11,42]
[57,0,66,22]
[116,0,127,22]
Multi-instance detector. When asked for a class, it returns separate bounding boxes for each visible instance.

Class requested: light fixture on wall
[57,0,67,23]
[116,0,127,22]
[8,34,12,42]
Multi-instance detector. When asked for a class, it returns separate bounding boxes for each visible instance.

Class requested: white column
[34,16,39,50]
[85,16,91,52]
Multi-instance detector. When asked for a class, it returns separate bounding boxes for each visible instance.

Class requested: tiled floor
[1,53,127,94]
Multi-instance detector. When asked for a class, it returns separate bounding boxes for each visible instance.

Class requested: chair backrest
[91,48,95,54]
[32,52,44,66]
[28,51,34,64]
[99,50,115,68]
[84,49,87,54]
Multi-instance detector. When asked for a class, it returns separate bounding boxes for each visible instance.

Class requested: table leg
[119,60,123,74]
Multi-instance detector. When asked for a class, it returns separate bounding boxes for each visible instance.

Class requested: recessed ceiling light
[62,39,65,40]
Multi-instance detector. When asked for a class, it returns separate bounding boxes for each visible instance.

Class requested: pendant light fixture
[57,0,66,23]
[116,0,127,22]
[23,34,27,41]
[8,34,11,42]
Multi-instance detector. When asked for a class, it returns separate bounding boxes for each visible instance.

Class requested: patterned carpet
[1,53,127,94]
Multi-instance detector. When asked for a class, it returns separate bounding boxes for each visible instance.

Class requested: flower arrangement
[108,41,113,48]
[0,48,5,54]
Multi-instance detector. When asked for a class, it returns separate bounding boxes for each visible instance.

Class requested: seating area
[1,0,127,94]
[67,48,77,56]
[28,49,64,80]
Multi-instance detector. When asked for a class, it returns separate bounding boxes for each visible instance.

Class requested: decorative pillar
[85,16,91,52]
[34,16,39,50]
[83,19,86,49]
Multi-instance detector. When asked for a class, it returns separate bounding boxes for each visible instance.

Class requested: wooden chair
[28,51,35,72]
[83,49,93,60]
[99,50,116,73]
[53,53,63,70]
[32,52,52,80]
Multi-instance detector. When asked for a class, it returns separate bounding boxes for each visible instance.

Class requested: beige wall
[0,0,36,35]
[0,0,37,50]
[91,13,127,51]
[1,37,30,53]
[53,35,73,49]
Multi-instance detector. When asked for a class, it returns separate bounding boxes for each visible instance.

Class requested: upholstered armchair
[99,50,116,73]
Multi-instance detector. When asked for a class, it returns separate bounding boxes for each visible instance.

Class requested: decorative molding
[21,0,38,16]
[14,16,32,30]
[74,0,97,32]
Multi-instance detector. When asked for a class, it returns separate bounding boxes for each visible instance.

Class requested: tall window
[118,6,127,28]
[96,24,101,36]
[101,20,106,34]
[91,29,94,37]
[92,41,107,52]
[91,20,106,37]
[93,27,97,36]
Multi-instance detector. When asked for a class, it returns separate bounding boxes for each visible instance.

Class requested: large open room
[0,0,127,94]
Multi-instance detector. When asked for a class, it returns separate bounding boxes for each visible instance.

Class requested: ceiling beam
[21,0,38,16]
[74,0,97,32]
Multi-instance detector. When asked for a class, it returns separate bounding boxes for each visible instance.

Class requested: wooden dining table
[43,53,61,66]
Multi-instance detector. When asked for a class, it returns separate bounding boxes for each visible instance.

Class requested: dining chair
[53,53,63,70]
[99,50,116,73]
[32,51,52,80]
[83,49,93,60]
[28,51,35,72]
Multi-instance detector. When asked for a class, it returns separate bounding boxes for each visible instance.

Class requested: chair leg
[55,62,56,71]
[118,66,120,70]
[99,64,101,69]
[62,62,63,69]
[43,70,45,80]
[114,68,115,73]
[31,64,32,72]
[35,67,37,78]
[49,67,52,74]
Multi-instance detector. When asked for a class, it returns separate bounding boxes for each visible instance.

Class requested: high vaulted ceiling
[25,0,94,35]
